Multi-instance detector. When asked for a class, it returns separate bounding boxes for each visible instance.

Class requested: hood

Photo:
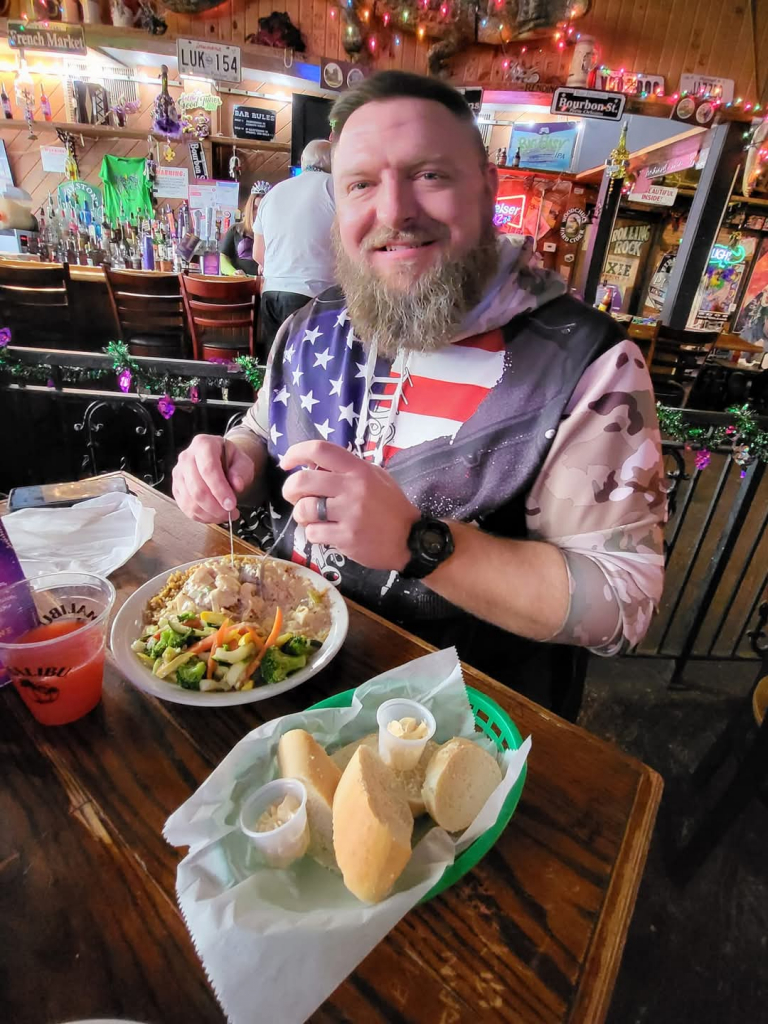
[451,234,567,344]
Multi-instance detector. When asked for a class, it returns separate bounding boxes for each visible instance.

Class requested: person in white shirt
[253,139,336,351]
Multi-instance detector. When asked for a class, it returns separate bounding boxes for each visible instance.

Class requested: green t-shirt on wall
[99,155,153,222]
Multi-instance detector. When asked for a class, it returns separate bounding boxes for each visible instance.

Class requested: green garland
[233,355,264,391]
[0,334,263,407]
[657,403,768,471]
[106,341,200,399]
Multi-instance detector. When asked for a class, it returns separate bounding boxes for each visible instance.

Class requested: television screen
[291,95,334,168]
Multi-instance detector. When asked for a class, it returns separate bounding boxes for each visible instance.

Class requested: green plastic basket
[308,685,527,902]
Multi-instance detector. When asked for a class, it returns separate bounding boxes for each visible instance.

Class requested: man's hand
[172,435,256,523]
[281,440,420,571]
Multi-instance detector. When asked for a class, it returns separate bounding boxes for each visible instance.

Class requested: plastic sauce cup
[0,572,115,726]
[239,778,309,869]
[376,698,437,771]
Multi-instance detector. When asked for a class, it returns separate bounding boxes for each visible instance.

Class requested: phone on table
[8,477,130,512]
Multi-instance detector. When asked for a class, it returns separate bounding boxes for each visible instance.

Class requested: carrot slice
[188,634,216,655]
[244,608,283,680]
[207,618,231,679]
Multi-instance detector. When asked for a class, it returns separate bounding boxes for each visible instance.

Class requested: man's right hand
[172,435,256,523]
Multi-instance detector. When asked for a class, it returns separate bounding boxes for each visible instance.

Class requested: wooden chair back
[105,269,188,359]
[626,321,659,366]
[0,262,76,349]
[180,274,261,361]
[649,326,719,407]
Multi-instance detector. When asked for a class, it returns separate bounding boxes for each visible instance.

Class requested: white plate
[109,557,348,707]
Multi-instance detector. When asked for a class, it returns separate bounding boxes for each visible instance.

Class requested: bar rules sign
[232,106,277,142]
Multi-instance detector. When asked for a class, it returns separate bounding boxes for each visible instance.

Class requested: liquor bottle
[39,87,52,122]
[597,285,613,313]
[0,82,12,119]
[511,147,521,169]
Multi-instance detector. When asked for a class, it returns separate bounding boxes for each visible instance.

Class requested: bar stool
[0,262,76,349]
[105,268,189,359]
[180,274,261,362]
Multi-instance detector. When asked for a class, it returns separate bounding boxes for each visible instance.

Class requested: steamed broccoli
[260,646,308,684]
[176,658,206,690]
[280,635,314,658]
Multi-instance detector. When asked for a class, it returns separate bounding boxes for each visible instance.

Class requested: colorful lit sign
[494,194,527,232]
[709,244,747,267]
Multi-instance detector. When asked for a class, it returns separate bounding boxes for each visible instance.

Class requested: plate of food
[110,555,348,706]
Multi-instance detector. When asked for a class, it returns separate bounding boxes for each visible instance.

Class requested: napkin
[164,648,531,1024]
[3,492,155,578]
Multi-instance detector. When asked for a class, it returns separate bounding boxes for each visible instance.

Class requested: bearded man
[172,71,665,710]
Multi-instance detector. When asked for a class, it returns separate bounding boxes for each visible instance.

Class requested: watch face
[421,527,445,557]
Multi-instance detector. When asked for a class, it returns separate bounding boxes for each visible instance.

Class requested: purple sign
[0,521,37,683]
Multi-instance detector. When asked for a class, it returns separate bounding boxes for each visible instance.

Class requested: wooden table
[1,475,662,1024]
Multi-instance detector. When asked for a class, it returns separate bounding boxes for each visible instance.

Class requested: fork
[221,442,236,570]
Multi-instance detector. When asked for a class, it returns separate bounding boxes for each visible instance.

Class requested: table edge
[567,766,664,1024]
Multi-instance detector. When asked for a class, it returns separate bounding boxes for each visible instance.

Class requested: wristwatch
[401,517,455,580]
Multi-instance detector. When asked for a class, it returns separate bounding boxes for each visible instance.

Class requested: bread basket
[308,684,527,902]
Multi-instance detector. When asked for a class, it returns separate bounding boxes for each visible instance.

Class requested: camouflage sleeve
[526,339,666,655]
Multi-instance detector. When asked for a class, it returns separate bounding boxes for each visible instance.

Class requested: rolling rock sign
[610,223,651,256]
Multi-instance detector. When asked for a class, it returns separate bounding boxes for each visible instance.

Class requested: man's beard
[333,223,500,359]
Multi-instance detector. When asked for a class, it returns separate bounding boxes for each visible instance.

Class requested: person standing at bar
[220,181,271,277]
[252,140,337,351]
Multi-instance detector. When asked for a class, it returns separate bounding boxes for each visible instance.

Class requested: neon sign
[494,194,526,232]
[709,243,746,267]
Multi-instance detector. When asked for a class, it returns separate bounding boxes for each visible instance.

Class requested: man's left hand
[280,440,420,571]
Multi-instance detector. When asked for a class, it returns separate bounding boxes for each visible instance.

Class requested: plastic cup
[240,778,309,869]
[0,572,115,726]
[376,698,437,771]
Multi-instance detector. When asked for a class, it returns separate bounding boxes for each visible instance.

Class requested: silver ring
[316,496,328,522]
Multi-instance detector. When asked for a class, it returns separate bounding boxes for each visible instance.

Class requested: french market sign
[8,21,86,55]
[550,87,625,121]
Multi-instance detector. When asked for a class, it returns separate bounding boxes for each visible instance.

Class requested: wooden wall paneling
[757,3,768,103]
[623,0,652,79]
[244,0,261,42]
[644,0,675,89]
[231,0,246,42]
[687,0,723,83]
[683,0,719,78]
[654,0,692,92]
[310,0,329,62]
[299,0,315,66]
[731,0,764,101]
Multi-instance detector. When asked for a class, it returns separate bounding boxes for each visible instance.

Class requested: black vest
[265,292,625,706]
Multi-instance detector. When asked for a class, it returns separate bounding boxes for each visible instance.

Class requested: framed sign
[551,88,625,121]
[509,122,578,172]
[232,106,277,142]
[8,20,86,55]
[176,38,241,84]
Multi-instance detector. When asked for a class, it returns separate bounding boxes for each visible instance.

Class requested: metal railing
[2,348,767,684]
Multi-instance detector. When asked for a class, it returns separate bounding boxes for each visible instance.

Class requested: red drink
[9,618,107,726]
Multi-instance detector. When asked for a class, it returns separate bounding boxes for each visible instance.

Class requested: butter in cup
[376,698,437,771]
[240,778,309,869]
